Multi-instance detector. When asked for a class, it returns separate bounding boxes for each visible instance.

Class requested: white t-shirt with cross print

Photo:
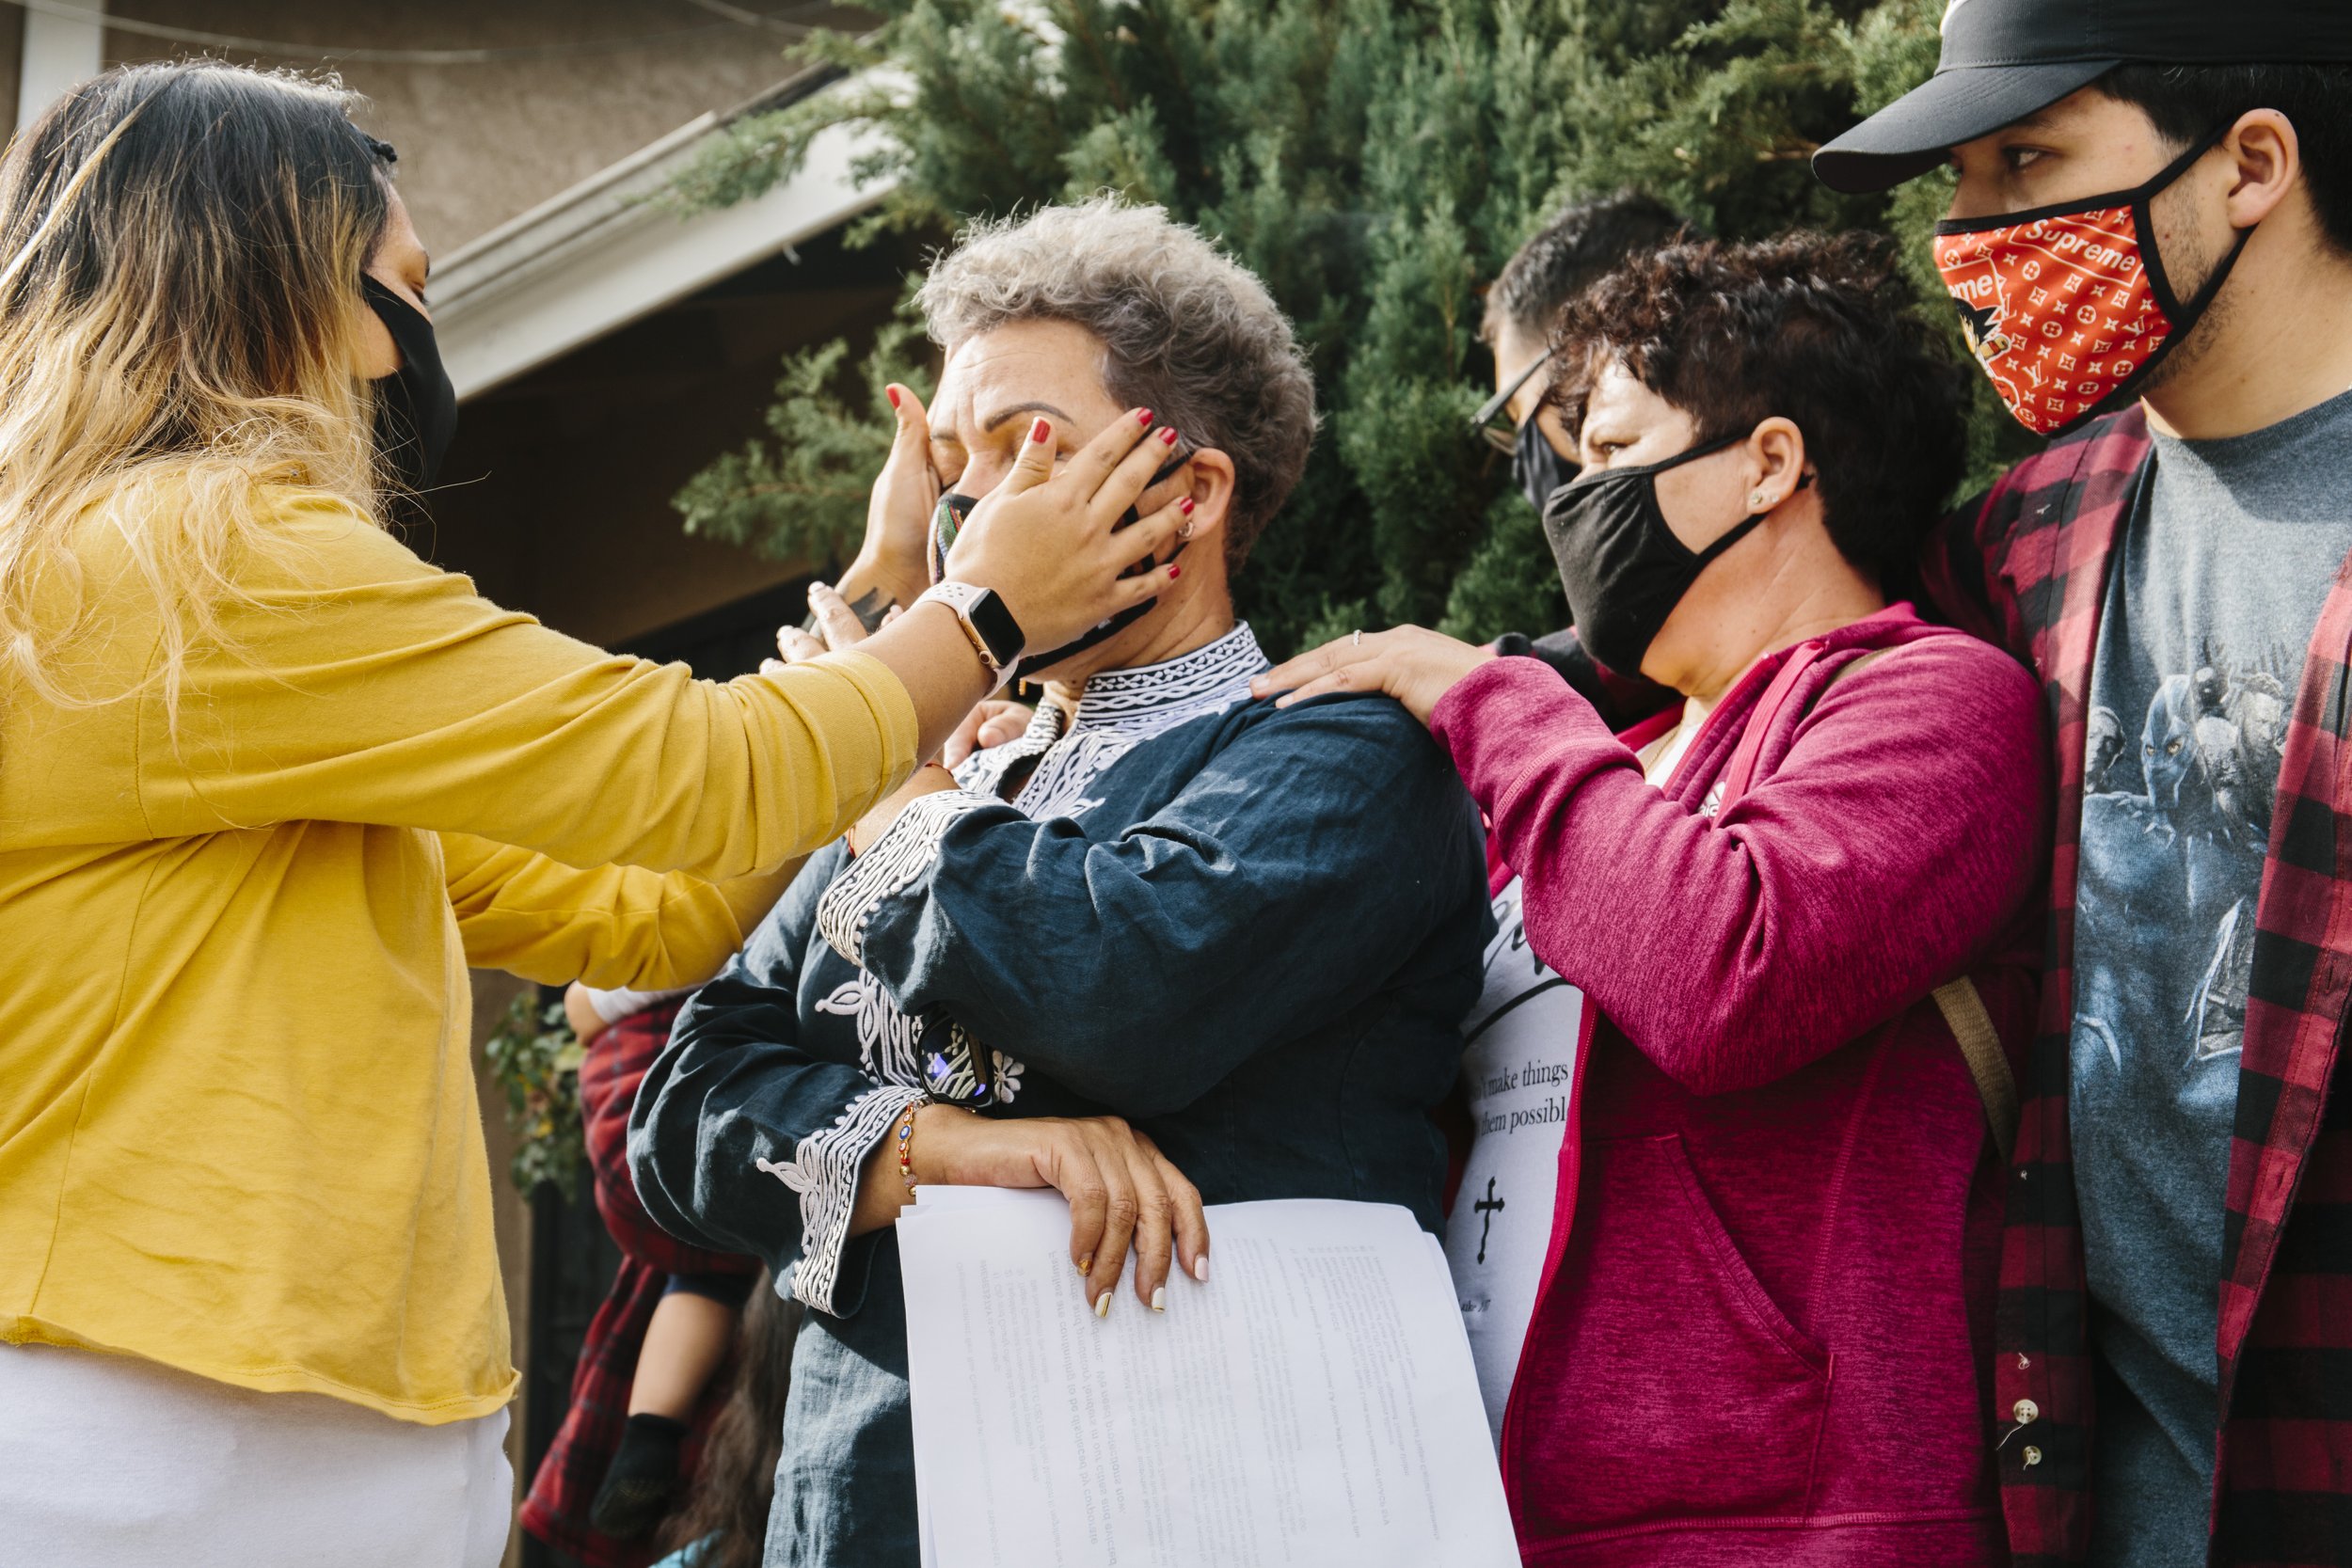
[1443,872,1590,1449]
[1444,718,1694,1447]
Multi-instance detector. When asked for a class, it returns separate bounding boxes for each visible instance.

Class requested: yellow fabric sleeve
[441,832,804,990]
[116,492,915,879]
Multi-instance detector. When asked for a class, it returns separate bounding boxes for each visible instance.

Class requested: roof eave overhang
[429,68,900,401]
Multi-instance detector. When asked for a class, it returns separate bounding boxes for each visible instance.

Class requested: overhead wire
[672,0,842,39]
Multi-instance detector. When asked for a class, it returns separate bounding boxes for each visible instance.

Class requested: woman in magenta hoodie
[1259,231,2047,1566]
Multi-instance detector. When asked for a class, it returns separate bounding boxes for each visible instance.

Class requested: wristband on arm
[916,582,1026,690]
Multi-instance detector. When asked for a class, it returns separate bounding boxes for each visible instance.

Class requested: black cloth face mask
[1543,431,1795,676]
[1513,412,1579,516]
[929,451,1193,681]
[363,277,458,494]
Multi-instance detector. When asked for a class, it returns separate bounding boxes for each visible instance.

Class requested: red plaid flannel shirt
[519,1001,759,1568]
[1923,405,2352,1568]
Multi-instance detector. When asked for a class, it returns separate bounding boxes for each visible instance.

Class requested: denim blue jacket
[628,626,1490,1567]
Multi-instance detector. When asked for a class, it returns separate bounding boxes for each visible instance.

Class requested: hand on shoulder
[1250,625,1498,727]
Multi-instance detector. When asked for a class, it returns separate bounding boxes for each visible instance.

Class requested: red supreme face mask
[1934,125,2247,437]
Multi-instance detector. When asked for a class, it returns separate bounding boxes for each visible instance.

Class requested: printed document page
[898,1188,1516,1568]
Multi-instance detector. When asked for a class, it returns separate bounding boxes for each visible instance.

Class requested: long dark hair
[654,1270,798,1567]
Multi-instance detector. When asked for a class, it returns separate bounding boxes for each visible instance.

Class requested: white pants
[0,1341,512,1568]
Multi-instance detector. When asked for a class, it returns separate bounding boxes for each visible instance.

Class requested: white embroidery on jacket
[990,1051,1025,1105]
[1064,625,1268,730]
[755,1084,924,1316]
[1014,731,1141,820]
[815,972,927,1086]
[814,788,995,967]
[814,964,1020,1107]
[957,722,1057,800]
[795,625,1268,1157]
[972,625,1270,821]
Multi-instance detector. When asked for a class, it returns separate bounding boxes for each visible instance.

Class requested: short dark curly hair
[1544,231,1971,587]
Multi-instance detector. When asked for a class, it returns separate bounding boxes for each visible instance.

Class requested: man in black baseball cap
[1817,0,2352,194]
[1808,8,2352,1568]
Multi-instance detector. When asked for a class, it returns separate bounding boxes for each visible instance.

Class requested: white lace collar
[1052,622,1267,739]
[956,623,1268,815]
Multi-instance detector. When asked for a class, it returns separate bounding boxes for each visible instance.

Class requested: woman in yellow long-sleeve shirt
[0,62,1186,1565]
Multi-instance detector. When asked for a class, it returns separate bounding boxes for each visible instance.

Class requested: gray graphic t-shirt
[2072,388,2352,1567]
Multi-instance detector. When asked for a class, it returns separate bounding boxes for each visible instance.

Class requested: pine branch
[663,0,2011,657]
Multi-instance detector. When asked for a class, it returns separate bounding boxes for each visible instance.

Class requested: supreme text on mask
[1934,126,2249,436]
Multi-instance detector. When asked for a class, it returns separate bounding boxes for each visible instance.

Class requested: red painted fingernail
[886,385,901,409]
[1168,563,1182,580]
[1136,408,1153,425]
[1180,497,1195,515]
[1161,427,1180,445]
[1030,417,1051,443]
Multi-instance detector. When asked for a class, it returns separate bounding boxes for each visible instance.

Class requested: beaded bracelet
[894,1101,922,1197]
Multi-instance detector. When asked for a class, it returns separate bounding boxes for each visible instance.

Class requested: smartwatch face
[965,588,1026,667]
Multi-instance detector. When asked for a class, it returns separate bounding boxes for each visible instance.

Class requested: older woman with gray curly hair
[629,198,1492,1567]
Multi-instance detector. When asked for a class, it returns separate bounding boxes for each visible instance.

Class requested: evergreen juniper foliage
[672,0,2027,659]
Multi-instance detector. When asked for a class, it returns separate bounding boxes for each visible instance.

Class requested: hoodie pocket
[1508,1133,1831,1538]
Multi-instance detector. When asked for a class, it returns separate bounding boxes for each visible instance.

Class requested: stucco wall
[101,0,850,252]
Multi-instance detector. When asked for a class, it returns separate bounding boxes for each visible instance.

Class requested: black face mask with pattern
[929,451,1193,680]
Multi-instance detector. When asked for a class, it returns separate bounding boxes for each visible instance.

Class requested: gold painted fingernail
[1076,1254,1092,1275]
[1095,1291,1112,1319]
[1152,1287,1167,1313]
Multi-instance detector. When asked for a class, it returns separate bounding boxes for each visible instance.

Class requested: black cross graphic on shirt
[1473,1177,1504,1264]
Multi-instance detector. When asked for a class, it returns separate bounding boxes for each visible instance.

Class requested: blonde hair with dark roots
[915,197,1316,570]
[0,61,392,718]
